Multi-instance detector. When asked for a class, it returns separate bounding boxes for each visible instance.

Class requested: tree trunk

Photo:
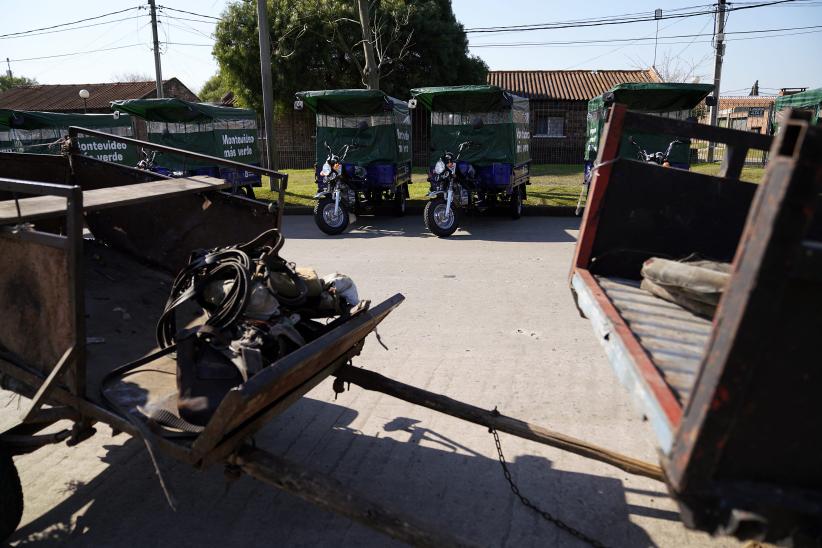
[356,0,380,89]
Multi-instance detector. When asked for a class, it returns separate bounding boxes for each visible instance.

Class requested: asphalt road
[3,214,738,547]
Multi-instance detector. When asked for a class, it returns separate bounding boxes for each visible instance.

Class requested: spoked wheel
[424,198,459,237]
[510,186,523,220]
[0,452,23,542]
[313,197,350,235]
[392,184,407,217]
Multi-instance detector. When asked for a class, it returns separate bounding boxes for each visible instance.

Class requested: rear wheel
[510,186,523,220]
[313,197,349,235]
[424,198,459,237]
[0,452,23,542]
[392,184,407,217]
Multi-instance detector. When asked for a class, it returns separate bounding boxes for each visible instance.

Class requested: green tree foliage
[199,72,236,104]
[212,0,487,111]
[0,75,37,92]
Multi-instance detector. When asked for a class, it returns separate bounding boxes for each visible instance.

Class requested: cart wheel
[510,186,523,220]
[393,185,407,217]
[424,198,459,238]
[313,197,349,235]
[0,452,23,542]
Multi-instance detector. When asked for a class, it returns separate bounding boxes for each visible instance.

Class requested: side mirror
[705,95,717,107]
[602,92,615,106]
[113,110,120,120]
[294,99,304,111]
[471,118,484,130]
[408,98,417,109]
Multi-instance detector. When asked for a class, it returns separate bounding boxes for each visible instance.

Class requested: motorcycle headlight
[319,162,332,177]
[434,159,446,175]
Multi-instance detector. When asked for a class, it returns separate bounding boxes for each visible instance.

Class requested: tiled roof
[0,78,197,112]
[487,69,663,101]
[718,96,775,110]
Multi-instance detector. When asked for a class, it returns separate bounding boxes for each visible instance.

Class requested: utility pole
[5,58,11,79]
[256,0,276,170]
[148,0,164,98]
[707,0,727,163]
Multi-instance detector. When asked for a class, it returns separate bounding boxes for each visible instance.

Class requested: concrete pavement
[3,215,739,547]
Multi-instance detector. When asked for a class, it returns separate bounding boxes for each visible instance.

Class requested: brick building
[487,69,662,163]
[0,78,199,114]
[700,96,775,134]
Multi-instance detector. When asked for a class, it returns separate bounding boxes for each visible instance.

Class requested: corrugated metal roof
[0,78,195,112]
[487,69,663,101]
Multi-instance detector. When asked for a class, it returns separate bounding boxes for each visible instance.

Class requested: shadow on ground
[11,396,668,547]
[283,214,580,243]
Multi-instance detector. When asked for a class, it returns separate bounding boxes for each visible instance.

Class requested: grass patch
[259,164,587,209]
[258,162,766,209]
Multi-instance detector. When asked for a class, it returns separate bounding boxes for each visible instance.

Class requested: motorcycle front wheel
[314,197,350,235]
[424,197,459,238]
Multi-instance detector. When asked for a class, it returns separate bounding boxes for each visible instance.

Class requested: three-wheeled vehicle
[294,89,412,235]
[571,103,822,543]
[409,85,531,237]
[771,86,822,133]
[111,98,262,196]
[577,82,714,213]
[0,109,137,163]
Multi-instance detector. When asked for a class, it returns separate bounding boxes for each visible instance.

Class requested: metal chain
[490,426,608,548]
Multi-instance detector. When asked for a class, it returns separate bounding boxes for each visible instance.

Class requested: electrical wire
[8,44,143,63]
[0,7,142,39]
[156,5,221,21]
[0,16,143,41]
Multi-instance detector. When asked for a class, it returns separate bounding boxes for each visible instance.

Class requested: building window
[751,126,762,134]
[731,118,747,131]
[534,115,564,137]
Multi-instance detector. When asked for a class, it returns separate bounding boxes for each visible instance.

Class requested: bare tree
[629,51,712,83]
[113,72,153,82]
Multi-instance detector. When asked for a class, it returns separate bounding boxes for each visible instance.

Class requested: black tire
[0,452,23,542]
[313,197,349,235]
[392,184,407,217]
[424,197,459,237]
[240,185,255,199]
[510,186,523,220]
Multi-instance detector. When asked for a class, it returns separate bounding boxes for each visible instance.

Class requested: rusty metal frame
[0,177,85,405]
[66,126,288,229]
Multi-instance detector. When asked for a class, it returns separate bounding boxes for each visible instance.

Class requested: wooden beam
[335,366,665,482]
[234,448,473,548]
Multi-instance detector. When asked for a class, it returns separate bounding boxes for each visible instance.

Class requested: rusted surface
[0,236,73,376]
[665,115,822,539]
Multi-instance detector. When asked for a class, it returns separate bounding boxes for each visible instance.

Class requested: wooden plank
[623,110,773,151]
[0,176,228,223]
[334,366,665,482]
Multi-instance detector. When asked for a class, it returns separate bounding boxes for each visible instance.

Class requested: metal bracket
[19,345,74,423]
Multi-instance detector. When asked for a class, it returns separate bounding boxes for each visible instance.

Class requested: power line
[469,23,822,47]
[464,0,803,34]
[156,6,220,21]
[0,16,143,41]
[8,44,144,63]
[0,7,142,39]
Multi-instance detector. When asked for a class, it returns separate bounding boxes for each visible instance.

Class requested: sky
[2,0,821,97]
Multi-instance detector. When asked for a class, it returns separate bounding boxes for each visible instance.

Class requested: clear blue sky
[3,0,821,96]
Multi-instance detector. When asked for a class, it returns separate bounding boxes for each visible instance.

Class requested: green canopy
[297,89,411,168]
[0,109,137,164]
[585,83,713,164]
[411,85,514,113]
[772,87,822,131]
[296,89,402,116]
[111,98,259,170]
[110,98,255,123]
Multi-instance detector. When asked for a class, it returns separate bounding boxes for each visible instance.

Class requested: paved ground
[3,214,739,547]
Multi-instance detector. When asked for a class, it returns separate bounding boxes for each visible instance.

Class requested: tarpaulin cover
[296,89,403,116]
[0,109,137,164]
[299,89,411,168]
[772,87,822,132]
[111,99,259,170]
[417,88,530,167]
[585,83,713,164]
[411,85,515,113]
